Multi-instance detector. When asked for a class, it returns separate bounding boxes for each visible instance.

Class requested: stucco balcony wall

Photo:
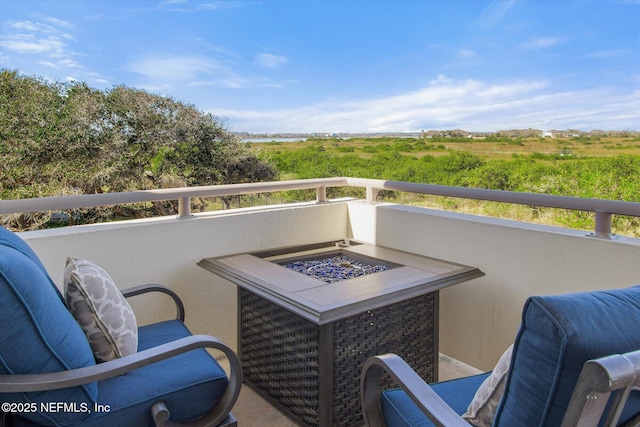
[16,198,640,371]
[347,201,640,370]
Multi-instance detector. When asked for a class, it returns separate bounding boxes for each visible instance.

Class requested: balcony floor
[219,353,483,426]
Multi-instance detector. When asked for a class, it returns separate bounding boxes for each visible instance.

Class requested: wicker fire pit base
[240,288,437,426]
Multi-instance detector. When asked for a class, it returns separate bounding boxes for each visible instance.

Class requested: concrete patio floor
[220,353,483,426]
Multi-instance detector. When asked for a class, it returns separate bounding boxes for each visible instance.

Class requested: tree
[0,70,276,229]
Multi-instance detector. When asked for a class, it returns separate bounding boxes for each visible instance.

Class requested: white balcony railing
[2,177,638,239]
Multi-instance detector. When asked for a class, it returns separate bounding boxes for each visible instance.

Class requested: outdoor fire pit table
[198,239,484,427]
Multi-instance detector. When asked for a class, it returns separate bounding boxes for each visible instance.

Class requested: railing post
[593,211,612,239]
[316,186,327,203]
[366,186,378,204]
[178,197,192,219]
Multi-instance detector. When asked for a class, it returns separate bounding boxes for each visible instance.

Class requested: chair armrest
[361,353,469,427]
[0,334,242,427]
[562,349,640,427]
[122,284,185,322]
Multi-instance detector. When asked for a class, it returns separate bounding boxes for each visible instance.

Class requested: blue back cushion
[0,226,64,303]
[494,285,640,426]
[0,229,97,425]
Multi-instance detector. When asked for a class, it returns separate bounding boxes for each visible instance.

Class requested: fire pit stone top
[198,239,484,324]
[282,255,391,284]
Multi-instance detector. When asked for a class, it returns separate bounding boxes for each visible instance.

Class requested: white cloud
[2,37,63,54]
[474,0,517,29]
[8,21,43,32]
[2,27,67,55]
[459,49,477,59]
[165,1,245,12]
[583,49,626,59]
[209,77,640,133]
[44,17,74,29]
[521,36,562,50]
[58,58,81,68]
[126,54,287,91]
[198,2,243,11]
[1,19,79,66]
[429,74,452,85]
[126,55,227,81]
[190,76,284,89]
[254,53,288,69]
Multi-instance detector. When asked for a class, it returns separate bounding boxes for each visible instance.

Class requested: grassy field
[245,135,640,237]
[247,134,640,160]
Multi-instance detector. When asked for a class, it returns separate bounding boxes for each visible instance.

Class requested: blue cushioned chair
[361,286,640,427]
[0,226,242,427]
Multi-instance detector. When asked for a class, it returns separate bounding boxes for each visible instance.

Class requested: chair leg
[218,413,237,427]
[152,401,238,427]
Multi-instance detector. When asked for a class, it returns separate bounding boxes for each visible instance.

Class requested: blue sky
[1,0,639,133]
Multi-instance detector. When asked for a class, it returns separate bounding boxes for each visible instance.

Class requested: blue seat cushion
[381,372,490,427]
[35,319,226,427]
[494,285,640,426]
[0,245,98,426]
[13,320,229,426]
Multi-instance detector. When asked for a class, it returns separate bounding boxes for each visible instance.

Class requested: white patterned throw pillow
[64,257,138,363]
[462,344,513,427]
